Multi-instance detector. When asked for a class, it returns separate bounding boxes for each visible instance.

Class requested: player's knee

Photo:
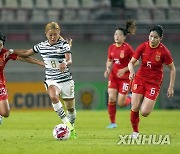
[141,111,150,117]
[67,108,74,112]
[108,96,116,103]
[117,103,125,107]
[49,94,59,102]
[1,112,10,118]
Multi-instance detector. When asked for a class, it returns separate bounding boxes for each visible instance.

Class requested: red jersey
[0,48,18,85]
[108,42,134,79]
[133,41,173,85]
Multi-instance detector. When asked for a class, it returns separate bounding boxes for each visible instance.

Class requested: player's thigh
[60,80,75,99]
[140,97,156,117]
[45,80,61,99]
[131,93,144,111]
[107,88,118,102]
[117,79,130,106]
[0,99,10,117]
[144,83,160,101]
[117,93,127,106]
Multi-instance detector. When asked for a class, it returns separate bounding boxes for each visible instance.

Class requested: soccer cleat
[65,121,74,131]
[106,123,117,129]
[70,129,77,139]
[130,132,139,139]
[0,115,2,125]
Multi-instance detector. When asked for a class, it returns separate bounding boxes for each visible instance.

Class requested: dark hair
[150,25,164,37]
[116,19,136,36]
[0,32,5,44]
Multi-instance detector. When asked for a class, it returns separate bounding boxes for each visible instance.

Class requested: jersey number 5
[147,61,152,68]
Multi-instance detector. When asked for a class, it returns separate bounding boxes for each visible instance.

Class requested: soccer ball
[53,124,70,140]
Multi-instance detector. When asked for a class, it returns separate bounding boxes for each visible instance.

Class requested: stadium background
[0,0,180,110]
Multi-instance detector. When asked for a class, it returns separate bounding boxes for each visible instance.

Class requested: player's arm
[104,58,112,78]
[117,60,139,78]
[128,57,138,80]
[17,56,45,67]
[59,52,72,72]
[10,49,35,57]
[166,62,176,98]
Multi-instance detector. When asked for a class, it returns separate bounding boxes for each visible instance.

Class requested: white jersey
[33,39,72,83]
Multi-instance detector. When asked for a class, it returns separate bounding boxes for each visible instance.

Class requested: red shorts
[0,84,8,101]
[108,76,130,95]
[132,76,160,100]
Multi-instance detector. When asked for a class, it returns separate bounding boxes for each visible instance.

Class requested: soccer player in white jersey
[5,22,77,139]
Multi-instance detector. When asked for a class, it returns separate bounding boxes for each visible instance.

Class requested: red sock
[108,102,116,123]
[125,96,131,106]
[130,110,139,132]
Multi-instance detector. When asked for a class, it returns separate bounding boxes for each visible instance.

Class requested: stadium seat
[47,10,60,22]
[35,0,49,9]
[137,9,152,21]
[81,0,97,9]
[66,0,80,9]
[124,0,139,9]
[171,0,180,8]
[20,0,34,9]
[155,0,169,8]
[168,9,180,20]
[0,0,3,9]
[63,9,78,21]
[0,9,15,23]
[31,10,47,23]
[78,10,90,21]
[4,0,18,9]
[139,0,154,8]
[153,9,167,21]
[16,9,28,23]
[50,0,65,9]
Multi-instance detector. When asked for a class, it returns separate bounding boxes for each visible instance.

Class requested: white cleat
[131,132,139,139]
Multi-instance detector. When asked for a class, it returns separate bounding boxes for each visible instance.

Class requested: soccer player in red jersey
[128,25,176,138]
[0,32,44,125]
[104,20,138,128]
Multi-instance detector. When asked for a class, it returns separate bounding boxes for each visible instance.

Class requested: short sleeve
[107,45,112,60]
[163,46,173,65]
[127,44,134,58]
[62,41,71,53]
[9,53,18,60]
[133,42,146,60]
[33,44,40,53]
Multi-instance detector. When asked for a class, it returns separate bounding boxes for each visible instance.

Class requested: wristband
[63,61,67,65]
[9,49,14,54]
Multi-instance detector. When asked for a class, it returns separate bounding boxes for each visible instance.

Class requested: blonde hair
[45,22,60,33]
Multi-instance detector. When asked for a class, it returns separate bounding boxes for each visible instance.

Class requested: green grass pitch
[0,110,179,154]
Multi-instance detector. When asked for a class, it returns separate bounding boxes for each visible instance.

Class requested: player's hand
[129,70,135,80]
[167,87,174,98]
[3,51,11,60]
[104,68,110,78]
[59,62,67,72]
[117,68,125,78]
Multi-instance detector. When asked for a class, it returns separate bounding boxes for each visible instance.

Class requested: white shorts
[44,80,75,99]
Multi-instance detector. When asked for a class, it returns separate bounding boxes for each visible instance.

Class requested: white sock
[67,108,76,125]
[52,102,62,112]
[52,101,69,124]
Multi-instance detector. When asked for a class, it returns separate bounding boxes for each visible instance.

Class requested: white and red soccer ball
[53,124,70,140]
